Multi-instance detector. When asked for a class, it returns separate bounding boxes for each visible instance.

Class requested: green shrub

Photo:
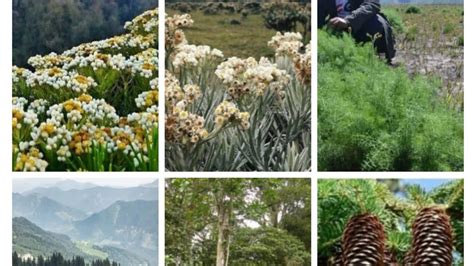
[317,30,463,171]
[458,35,464,46]
[405,6,422,14]
[443,23,455,34]
[231,227,311,265]
[262,2,310,39]
[405,25,418,41]
[176,3,191,13]
[262,3,300,32]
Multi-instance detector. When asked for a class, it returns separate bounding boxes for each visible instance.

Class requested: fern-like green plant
[318,30,463,171]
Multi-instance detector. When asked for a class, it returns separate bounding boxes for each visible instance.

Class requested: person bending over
[318,0,396,63]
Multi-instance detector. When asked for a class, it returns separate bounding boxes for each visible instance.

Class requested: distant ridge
[50,180,97,191]
[25,186,158,214]
[13,193,87,232]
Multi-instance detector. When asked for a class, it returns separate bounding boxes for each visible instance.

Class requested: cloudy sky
[13,178,157,193]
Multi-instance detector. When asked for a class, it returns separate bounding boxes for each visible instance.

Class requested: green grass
[167,10,278,58]
[75,241,108,259]
[384,5,463,39]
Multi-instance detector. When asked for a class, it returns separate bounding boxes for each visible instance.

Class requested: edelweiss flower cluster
[214,101,250,130]
[165,13,223,69]
[165,71,208,144]
[15,67,98,93]
[215,57,290,99]
[14,92,157,171]
[172,44,223,68]
[14,147,48,172]
[28,53,73,70]
[124,9,158,34]
[294,42,311,84]
[165,14,194,51]
[12,8,159,171]
[268,32,304,57]
[165,109,208,144]
[165,12,312,171]
[268,32,311,84]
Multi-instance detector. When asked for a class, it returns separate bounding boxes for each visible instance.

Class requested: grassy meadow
[384,5,464,108]
[166,9,304,58]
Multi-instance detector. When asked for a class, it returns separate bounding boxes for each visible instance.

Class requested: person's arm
[345,0,380,32]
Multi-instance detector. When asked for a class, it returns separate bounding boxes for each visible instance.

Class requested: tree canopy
[165,178,311,265]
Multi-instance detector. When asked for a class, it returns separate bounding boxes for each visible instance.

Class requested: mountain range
[13,193,87,232]
[12,180,158,265]
[24,181,158,214]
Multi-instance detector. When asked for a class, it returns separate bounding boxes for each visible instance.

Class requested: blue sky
[401,179,455,192]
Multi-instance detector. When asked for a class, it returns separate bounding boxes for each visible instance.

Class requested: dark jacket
[318,0,381,33]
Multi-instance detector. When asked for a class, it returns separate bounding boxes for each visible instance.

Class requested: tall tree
[165,178,311,265]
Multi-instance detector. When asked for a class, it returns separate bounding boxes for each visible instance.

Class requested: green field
[385,5,463,38]
[75,241,108,260]
[167,10,283,58]
[384,5,464,107]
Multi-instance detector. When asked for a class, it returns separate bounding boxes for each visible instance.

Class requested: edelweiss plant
[165,13,311,171]
[12,8,158,171]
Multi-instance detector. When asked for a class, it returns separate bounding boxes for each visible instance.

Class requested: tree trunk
[188,237,194,266]
[216,197,231,266]
[270,205,279,228]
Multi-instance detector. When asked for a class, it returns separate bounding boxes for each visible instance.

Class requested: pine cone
[411,207,453,265]
[329,245,343,266]
[342,214,386,265]
[384,246,398,265]
[329,254,343,266]
[402,249,414,265]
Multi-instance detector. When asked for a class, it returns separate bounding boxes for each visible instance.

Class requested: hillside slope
[13,193,87,232]
[13,217,150,265]
[74,200,158,265]
[12,217,93,260]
